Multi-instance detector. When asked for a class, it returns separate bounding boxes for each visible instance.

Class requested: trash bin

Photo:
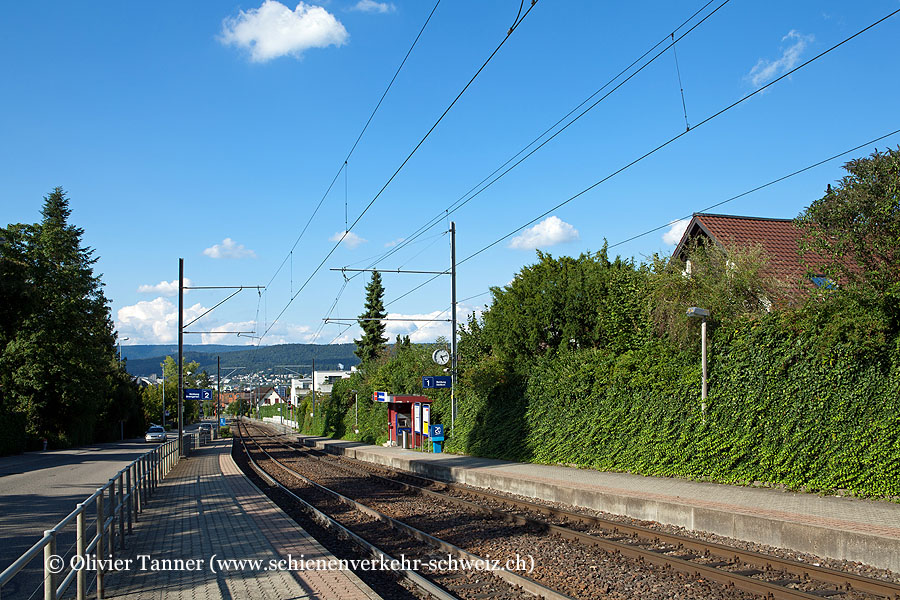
[182,433,193,457]
[401,430,410,449]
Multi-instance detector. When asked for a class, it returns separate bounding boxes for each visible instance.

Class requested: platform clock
[432,348,450,366]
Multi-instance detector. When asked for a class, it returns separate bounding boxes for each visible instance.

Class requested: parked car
[198,423,212,438]
[145,425,167,443]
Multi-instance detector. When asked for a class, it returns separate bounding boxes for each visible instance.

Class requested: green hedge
[452,313,900,497]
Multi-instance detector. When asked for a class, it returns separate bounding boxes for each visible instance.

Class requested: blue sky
[2,0,898,347]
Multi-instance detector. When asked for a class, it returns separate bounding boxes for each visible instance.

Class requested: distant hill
[124,343,359,377]
[121,344,247,361]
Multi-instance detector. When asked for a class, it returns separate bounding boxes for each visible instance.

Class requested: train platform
[104,438,380,600]
[292,431,900,574]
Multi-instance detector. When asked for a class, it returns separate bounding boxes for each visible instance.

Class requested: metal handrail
[0,435,180,600]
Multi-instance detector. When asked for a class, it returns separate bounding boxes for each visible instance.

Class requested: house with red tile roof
[671,213,834,302]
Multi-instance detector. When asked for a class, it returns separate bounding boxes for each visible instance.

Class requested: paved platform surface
[290,429,900,574]
[105,438,380,600]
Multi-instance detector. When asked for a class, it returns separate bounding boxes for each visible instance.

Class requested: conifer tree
[354,272,387,364]
[1,188,129,448]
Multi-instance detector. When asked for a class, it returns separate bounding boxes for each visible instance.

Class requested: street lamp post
[350,389,359,433]
[686,307,710,418]
[118,337,129,362]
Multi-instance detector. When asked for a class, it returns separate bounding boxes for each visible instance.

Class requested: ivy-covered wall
[451,314,899,497]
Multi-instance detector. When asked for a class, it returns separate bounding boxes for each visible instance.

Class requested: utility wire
[671,33,690,131]
[389,127,900,311]
[456,8,900,268]
[608,127,900,249]
[260,0,442,293]
[261,0,540,343]
[363,0,725,274]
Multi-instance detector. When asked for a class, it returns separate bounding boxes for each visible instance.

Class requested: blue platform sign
[219,417,227,427]
[184,388,213,401]
[422,376,452,389]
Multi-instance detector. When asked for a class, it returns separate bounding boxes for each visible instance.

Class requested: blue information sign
[219,417,227,427]
[184,388,213,401]
[429,424,444,440]
[422,376,452,389]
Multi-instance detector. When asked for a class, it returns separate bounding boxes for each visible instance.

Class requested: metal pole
[125,468,132,534]
[311,358,316,421]
[43,530,57,600]
[450,221,457,433]
[178,258,184,457]
[217,356,221,433]
[76,504,86,600]
[95,491,104,598]
[107,483,115,560]
[701,318,708,418]
[161,372,165,429]
[117,474,125,550]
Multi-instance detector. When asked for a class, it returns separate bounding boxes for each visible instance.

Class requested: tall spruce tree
[1,188,127,449]
[354,271,387,364]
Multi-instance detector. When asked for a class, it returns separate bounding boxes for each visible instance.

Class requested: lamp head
[686,307,710,318]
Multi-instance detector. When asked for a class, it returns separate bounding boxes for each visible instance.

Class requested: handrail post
[76,503,86,600]
[43,529,57,600]
[126,465,134,530]
[117,473,125,550]
[107,483,115,561]
[141,456,147,503]
[95,491,104,599]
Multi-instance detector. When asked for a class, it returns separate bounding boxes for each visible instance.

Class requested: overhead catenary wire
[455,8,900,269]
[329,0,728,297]
[260,0,443,294]
[385,126,900,311]
[360,0,727,275]
[261,0,541,344]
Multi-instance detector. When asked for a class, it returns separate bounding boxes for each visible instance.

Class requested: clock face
[432,349,450,366]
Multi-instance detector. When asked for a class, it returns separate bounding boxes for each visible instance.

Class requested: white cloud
[137,278,192,296]
[382,303,483,344]
[747,30,814,87]
[384,237,405,248]
[200,321,259,345]
[203,238,257,259]
[116,298,208,344]
[330,230,367,249]
[662,218,691,245]
[509,216,579,250]
[350,0,395,13]
[220,1,348,63]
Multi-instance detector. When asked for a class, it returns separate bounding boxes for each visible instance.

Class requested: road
[0,424,202,598]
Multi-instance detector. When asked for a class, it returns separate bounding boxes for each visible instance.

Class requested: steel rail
[260,424,900,600]
[234,423,460,600]
[260,430,825,600]
[341,460,900,600]
[240,421,576,600]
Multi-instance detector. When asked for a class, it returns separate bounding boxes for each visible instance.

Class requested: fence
[0,436,179,600]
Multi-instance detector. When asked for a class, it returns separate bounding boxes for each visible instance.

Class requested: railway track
[237,420,570,600]
[239,420,900,600]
